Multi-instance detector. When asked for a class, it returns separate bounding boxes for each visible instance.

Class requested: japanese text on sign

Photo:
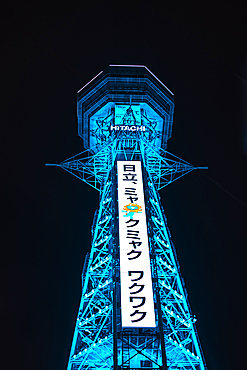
[117,161,156,328]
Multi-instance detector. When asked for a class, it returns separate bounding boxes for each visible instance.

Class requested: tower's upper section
[77,65,174,153]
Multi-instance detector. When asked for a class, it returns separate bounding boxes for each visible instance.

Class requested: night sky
[2,2,247,370]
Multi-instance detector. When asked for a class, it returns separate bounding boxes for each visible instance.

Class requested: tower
[48,65,207,370]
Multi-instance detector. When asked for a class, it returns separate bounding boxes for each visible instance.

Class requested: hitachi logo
[110,125,146,132]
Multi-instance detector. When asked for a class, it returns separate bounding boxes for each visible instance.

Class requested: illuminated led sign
[117,161,156,328]
[110,125,146,131]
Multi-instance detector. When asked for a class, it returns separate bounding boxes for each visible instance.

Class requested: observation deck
[77,65,174,153]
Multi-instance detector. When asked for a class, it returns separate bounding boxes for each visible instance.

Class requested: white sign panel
[117,161,156,328]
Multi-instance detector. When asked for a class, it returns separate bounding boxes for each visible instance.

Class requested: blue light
[51,65,207,370]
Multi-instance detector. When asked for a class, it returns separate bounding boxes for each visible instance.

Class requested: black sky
[1,1,247,370]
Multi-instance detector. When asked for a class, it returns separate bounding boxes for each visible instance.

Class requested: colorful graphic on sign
[117,161,156,328]
[122,203,142,219]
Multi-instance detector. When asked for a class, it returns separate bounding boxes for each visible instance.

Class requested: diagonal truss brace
[147,171,207,370]
[141,140,207,190]
[66,173,114,370]
[46,139,207,192]
[45,142,114,191]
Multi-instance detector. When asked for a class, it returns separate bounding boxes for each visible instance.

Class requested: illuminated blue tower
[48,65,207,370]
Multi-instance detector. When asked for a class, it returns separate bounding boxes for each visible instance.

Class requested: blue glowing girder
[48,65,207,370]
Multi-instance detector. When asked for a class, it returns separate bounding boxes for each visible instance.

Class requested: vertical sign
[117,161,156,327]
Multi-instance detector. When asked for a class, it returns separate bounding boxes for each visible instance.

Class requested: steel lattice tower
[47,65,207,370]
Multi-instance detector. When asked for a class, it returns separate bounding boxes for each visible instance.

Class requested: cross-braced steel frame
[47,130,207,370]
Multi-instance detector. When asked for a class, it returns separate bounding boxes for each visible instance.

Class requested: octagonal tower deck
[77,65,174,153]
